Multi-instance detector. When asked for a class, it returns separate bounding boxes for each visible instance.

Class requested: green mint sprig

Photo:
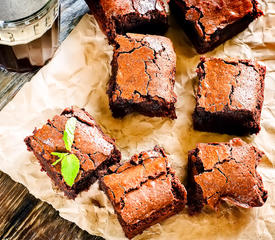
[51,117,80,187]
[63,117,77,151]
[51,152,68,166]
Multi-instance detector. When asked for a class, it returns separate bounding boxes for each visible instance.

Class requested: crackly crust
[85,0,169,42]
[187,138,268,215]
[193,57,266,135]
[170,0,263,53]
[100,146,187,239]
[24,106,121,199]
[108,33,177,119]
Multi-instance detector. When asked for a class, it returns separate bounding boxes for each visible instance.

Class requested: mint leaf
[63,117,77,151]
[61,154,80,187]
[50,117,80,186]
[51,152,69,166]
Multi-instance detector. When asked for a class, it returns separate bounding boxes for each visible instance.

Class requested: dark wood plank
[0,172,103,240]
[0,172,38,237]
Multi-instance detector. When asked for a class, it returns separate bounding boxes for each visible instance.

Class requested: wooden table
[0,0,103,239]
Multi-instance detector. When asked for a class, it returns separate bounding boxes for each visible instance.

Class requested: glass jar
[0,0,60,72]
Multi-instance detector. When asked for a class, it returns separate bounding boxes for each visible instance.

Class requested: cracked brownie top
[196,57,265,113]
[110,33,176,105]
[182,0,262,41]
[25,106,119,184]
[188,138,268,213]
[100,146,187,225]
[85,0,170,43]
[100,0,168,16]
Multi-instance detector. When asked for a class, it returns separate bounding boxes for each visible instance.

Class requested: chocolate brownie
[84,0,169,42]
[193,57,266,135]
[170,0,263,53]
[100,146,187,239]
[187,138,268,215]
[24,106,121,199]
[108,33,177,119]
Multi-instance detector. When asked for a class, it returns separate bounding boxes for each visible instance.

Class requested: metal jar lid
[0,0,59,46]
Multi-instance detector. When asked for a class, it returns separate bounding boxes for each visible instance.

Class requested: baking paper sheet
[0,0,275,239]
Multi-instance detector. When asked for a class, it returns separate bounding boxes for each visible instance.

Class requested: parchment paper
[0,0,275,239]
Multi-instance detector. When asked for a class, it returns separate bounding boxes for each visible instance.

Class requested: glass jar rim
[0,0,58,29]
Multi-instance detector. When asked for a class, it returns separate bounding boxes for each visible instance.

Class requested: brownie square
[100,146,187,239]
[108,33,177,119]
[85,0,169,42]
[24,106,121,199]
[170,0,263,53]
[187,138,268,215]
[193,57,266,135]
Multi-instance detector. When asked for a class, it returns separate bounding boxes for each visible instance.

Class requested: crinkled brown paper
[0,1,275,239]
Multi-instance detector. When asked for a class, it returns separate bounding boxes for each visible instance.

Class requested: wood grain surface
[0,172,103,240]
[0,0,104,239]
